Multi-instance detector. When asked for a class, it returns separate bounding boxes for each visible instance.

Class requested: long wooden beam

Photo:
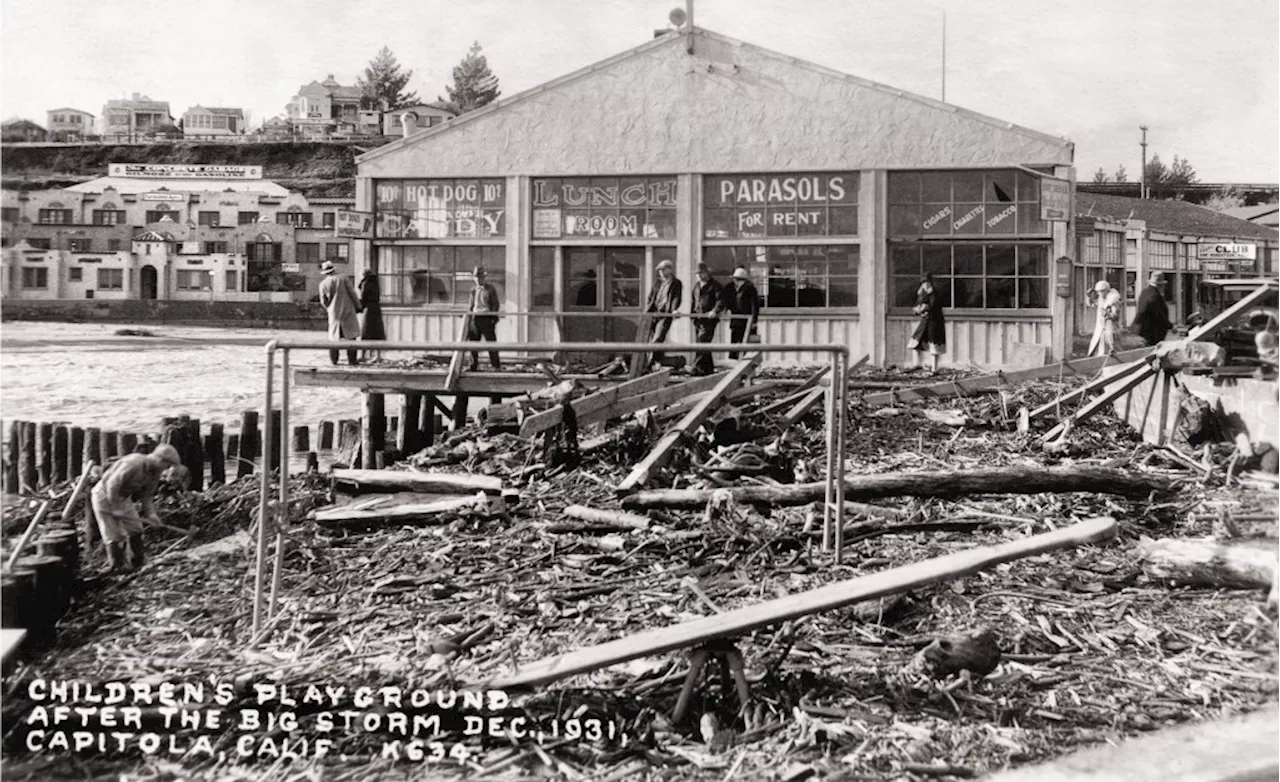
[332,468,503,495]
[757,366,831,417]
[1184,283,1275,342]
[518,369,671,437]
[622,465,1171,510]
[443,313,473,393]
[1037,364,1160,443]
[294,368,621,395]
[481,516,1117,690]
[656,379,787,423]
[863,348,1152,406]
[1029,357,1150,421]
[779,387,827,431]
[589,373,728,426]
[616,355,761,492]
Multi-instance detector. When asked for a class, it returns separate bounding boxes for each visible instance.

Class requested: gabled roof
[388,102,457,117]
[1076,192,1280,241]
[48,107,94,116]
[359,26,1071,168]
[136,230,170,242]
[2,119,46,130]
[1220,204,1280,226]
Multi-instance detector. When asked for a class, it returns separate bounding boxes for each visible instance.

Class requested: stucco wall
[359,31,1072,178]
[1,298,327,328]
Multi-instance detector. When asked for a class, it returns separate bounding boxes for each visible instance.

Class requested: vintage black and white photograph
[0,0,1277,779]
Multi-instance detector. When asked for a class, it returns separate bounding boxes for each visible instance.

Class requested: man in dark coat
[725,267,760,360]
[690,263,725,375]
[468,266,501,370]
[645,259,682,364]
[1132,271,1172,346]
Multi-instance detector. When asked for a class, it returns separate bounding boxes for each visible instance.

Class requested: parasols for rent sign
[335,211,373,239]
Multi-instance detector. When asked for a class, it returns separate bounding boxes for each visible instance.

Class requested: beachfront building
[46,108,95,142]
[1073,194,1279,336]
[352,27,1077,368]
[1,119,48,143]
[0,164,356,302]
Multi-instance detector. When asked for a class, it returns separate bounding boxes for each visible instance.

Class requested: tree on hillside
[1092,168,1110,184]
[1204,186,1246,212]
[1145,153,1198,187]
[358,47,419,111]
[439,42,502,115]
[1113,165,1128,183]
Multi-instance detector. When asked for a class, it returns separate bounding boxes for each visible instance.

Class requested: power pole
[1139,125,1148,200]
[941,12,947,102]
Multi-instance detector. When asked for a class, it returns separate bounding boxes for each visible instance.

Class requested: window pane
[1016,172,1041,202]
[456,246,483,273]
[986,245,1016,275]
[704,208,735,239]
[646,209,677,239]
[888,205,920,235]
[532,275,554,309]
[826,245,858,275]
[922,245,951,275]
[890,244,920,275]
[766,207,796,237]
[570,277,598,307]
[986,204,1018,233]
[921,204,952,235]
[953,278,984,307]
[1018,245,1048,275]
[893,276,921,307]
[613,280,641,308]
[829,276,858,307]
[986,172,1017,203]
[829,206,858,235]
[952,172,985,201]
[889,172,921,203]
[985,277,1016,308]
[921,172,951,202]
[702,246,739,277]
[1017,207,1046,234]
[1018,278,1048,309]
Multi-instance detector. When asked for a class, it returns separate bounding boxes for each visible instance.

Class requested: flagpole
[941,11,947,102]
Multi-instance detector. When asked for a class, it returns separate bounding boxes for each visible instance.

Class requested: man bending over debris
[90,444,182,572]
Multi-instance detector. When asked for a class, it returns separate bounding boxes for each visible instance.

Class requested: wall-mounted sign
[142,192,186,202]
[281,263,301,273]
[109,163,263,179]
[706,173,855,207]
[336,210,373,239]
[1040,178,1071,221]
[375,179,506,239]
[1197,242,1256,261]
[533,209,562,239]
[1055,256,1072,298]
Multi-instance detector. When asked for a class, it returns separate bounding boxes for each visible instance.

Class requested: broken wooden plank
[443,312,473,392]
[314,494,502,526]
[519,370,671,437]
[1028,357,1151,421]
[757,366,831,417]
[331,468,503,495]
[778,387,827,431]
[1037,364,1159,443]
[1138,536,1276,590]
[658,379,787,423]
[621,466,1173,510]
[563,505,651,530]
[0,629,26,665]
[598,373,729,426]
[482,516,1117,689]
[864,348,1152,406]
[617,355,762,493]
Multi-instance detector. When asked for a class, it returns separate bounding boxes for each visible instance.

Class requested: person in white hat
[1088,279,1122,357]
[725,267,760,359]
[90,444,182,571]
[644,259,683,364]
[318,260,362,366]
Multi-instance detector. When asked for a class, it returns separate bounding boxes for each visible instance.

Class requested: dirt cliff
[0,141,376,198]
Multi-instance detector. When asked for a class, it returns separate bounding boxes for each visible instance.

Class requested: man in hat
[644,259,683,364]
[690,262,725,375]
[1133,271,1172,346]
[318,260,362,365]
[468,266,501,370]
[90,444,182,571]
[725,266,760,359]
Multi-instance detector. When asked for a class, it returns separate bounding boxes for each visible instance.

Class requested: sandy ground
[0,321,364,436]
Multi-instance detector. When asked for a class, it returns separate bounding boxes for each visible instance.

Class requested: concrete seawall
[1,299,328,330]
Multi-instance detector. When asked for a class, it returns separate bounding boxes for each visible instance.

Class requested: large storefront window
[703,173,858,239]
[247,262,304,292]
[531,177,676,239]
[378,245,506,306]
[704,245,858,308]
[890,243,1048,310]
[375,179,506,239]
[889,170,1046,237]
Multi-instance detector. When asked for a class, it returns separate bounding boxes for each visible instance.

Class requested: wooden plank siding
[885,316,1053,369]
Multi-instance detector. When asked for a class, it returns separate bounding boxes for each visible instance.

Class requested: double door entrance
[560,246,675,358]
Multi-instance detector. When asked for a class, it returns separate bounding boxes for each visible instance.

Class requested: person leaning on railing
[690,263,726,376]
[644,259,683,365]
[468,266,501,371]
[725,267,760,359]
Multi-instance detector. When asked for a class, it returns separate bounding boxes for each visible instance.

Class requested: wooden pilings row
[2,396,463,496]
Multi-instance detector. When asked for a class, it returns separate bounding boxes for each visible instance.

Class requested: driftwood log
[562,505,650,530]
[621,466,1173,510]
[1138,537,1276,591]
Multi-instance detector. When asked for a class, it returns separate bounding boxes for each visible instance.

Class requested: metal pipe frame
[252,339,850,636]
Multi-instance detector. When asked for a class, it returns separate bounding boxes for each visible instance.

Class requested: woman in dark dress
[358,269,386,360]
[907,273,946,372]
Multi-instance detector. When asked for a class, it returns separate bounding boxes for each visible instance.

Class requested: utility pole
[1139,125,1148,200]
[941,12,947,102]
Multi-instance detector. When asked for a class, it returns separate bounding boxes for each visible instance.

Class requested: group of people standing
[651,261,761,375]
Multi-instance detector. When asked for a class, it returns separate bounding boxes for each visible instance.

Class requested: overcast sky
[2,0,1276,182]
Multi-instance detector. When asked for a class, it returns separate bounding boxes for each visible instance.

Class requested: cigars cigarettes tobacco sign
[109,164,263,179]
